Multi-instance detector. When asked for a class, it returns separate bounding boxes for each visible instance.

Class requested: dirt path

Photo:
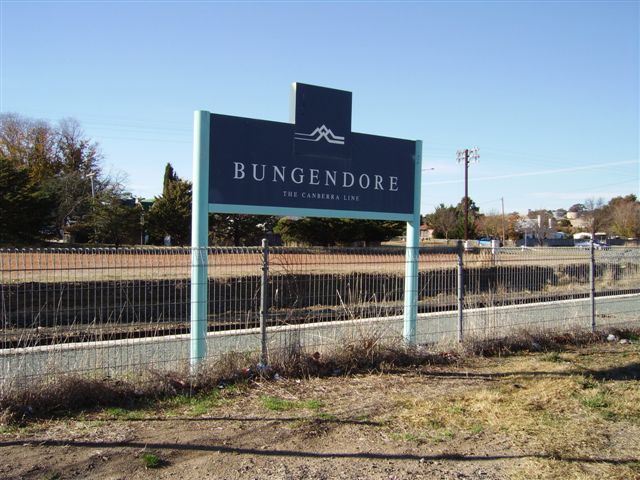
[1,342,639,480]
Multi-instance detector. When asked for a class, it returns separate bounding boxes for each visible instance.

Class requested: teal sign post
[191,83,422,369]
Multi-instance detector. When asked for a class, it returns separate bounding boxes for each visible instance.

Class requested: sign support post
[403,140,422,345]
[190,110,210,372]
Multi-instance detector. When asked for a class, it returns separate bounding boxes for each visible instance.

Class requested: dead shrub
[0,375,137,423]
[460,328,615,357]
[267,331,459,378]
[0,366,198,424]
[193,351,259,390]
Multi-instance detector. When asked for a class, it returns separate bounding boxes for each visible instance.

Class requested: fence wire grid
[1,245,639,388]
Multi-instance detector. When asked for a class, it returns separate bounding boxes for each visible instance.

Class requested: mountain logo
[294,124,345,145]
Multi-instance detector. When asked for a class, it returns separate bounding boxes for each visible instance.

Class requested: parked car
[478,237,502,247]
[574,241,609,250]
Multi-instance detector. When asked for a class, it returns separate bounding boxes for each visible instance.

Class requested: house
[420,224,434,241]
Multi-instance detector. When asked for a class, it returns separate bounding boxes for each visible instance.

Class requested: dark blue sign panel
[208,83,417,219]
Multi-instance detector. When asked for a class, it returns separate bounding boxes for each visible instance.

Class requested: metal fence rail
[1,245,639,388]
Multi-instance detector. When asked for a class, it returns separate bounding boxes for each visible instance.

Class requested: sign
[190,83,423,370]
[207,83,418,220]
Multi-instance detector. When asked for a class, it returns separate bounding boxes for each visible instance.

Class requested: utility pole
[501,197,506,245]
[456,148,480,242]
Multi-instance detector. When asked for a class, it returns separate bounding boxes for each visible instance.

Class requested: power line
[429,160,638,185]
[92,134,190,144]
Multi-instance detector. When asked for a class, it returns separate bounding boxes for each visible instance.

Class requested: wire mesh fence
[1,244,639,388]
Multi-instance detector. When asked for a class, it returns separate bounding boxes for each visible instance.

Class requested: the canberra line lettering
[232,162,399,192]
[281,191,360,202]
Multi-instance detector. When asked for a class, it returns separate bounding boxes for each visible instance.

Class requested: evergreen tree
[454,197,480,239]
[209,214,276,246]
[89,193,141,247]
[0,158,50,243]
[162,163,178,196]
[274,217,403,246]
[147,176,192,245]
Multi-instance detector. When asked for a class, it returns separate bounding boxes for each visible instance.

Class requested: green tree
[0,114,106,240]
[426,198,480,240]
[89,193,141,247]
[568,203,586,213]
[424,204,458,240]
[275,217,338,246]
[0,158,50,243]
[556,218,574,236]
[274,217,403,246]
[163,163,179,195]
[454,197,480,239]
[209,214,277,246]
[147,177,192,246]
[347,220,404,244]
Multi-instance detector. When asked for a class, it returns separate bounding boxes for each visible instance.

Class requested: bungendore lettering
[232,162,399,192]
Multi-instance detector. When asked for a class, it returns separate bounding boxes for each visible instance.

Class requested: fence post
[457,240,464,342]
[590,239,596,332]
[260,238,270,366]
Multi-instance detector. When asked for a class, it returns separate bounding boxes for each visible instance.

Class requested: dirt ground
[1,342,639,480]
[1,247,599,283]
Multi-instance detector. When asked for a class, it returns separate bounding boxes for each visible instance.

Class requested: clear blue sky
[2,1,638,215]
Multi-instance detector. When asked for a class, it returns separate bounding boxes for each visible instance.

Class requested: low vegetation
[141,452,163,469]
[0,327,635,424]
[1,327,638,479]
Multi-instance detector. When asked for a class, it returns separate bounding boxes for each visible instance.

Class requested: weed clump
[141,452,163,469]
[267,331,459,379]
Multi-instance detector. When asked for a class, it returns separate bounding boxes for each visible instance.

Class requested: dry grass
[266,327,459,379]
[193,351,260,390]
[389,340,640,479]
[1,328,638,427]
[460,328,611,357]
[1,330,639,479]
[1,331,445,423]
[1,376,138,424]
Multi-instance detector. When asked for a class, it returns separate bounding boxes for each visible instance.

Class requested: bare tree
[0,114,57,181]
[583,198,610,238]
[55,118,102,175]
[609,197,640,238]
[476,211,503,239]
